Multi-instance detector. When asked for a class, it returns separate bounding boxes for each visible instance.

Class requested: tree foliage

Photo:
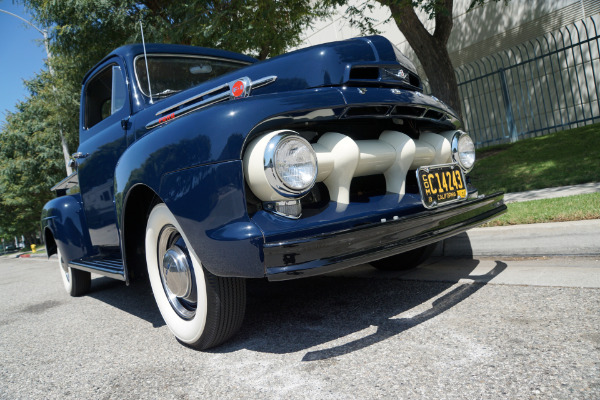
[0,72,65,241]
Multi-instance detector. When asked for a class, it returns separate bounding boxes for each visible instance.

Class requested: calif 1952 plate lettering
[417,164,468,209]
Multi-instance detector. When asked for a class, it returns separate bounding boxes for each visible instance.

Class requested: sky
[0,0,47,127]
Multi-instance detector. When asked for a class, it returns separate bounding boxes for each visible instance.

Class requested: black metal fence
[455,15,600,148]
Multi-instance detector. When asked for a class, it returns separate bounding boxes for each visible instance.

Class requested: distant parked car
[3,244,17,253]
[42,36,506,350]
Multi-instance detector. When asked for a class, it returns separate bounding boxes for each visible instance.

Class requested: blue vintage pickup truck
[42,36,505,349]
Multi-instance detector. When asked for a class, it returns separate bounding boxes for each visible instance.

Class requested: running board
[70,257,126,281]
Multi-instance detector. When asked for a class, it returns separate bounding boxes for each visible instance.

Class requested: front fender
[158,161,265,277]
[126,87,347,173]
[41,194,93,262]
[116,160,265,278]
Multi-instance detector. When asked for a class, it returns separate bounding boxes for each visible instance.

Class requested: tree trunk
[258,45,271,60]
[385,0,463,119]
[408,35,462,119]
[60,126,73,176]
[46,51,72,176]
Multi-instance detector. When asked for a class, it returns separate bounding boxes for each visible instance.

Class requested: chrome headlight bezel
[451,131,476,173]
[264,133,318,198]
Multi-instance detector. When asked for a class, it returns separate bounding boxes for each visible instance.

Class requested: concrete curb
[435,219,600,257]
[433,183,600,257]
[0,252,46,259]
[16,253,47,259]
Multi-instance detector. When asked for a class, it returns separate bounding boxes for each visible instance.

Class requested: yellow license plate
[416,164,468,209]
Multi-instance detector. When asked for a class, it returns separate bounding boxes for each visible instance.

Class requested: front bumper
[264,192,505,280]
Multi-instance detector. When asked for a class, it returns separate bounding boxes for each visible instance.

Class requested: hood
[142,36,422,123]
[243,35,421,93]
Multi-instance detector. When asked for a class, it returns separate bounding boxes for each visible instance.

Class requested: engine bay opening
[350,175,387,203]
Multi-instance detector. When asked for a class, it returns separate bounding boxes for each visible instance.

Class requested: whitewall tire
[145,203,246,350]
[57,247,91,297]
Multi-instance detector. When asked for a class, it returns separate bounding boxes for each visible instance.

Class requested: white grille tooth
[411,141,436,169]
[439,131,457,143]
[439,130,459,163]
[379,130,416,195]
[317,132,359,205]
[355,141,396,177]
[312,143,334,182]
[419,132,452,164]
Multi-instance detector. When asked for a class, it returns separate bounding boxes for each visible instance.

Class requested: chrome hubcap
[157,225,197,319]
[162,247,193,298]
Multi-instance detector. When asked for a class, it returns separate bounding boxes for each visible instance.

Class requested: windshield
[135,55,249,99]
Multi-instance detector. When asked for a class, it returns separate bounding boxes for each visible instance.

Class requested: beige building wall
[297,0,599,70]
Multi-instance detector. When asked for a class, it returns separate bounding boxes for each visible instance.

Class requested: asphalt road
[1,255,599,399]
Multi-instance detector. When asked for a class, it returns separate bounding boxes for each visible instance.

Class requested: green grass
[483,193,600,226]
[470,123,600,194]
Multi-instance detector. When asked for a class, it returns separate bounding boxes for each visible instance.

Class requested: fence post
[498,68,519,142]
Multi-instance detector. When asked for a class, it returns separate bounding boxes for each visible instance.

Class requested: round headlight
[274,137,317,190]
[265,133,317,197]
[452,131,476,172]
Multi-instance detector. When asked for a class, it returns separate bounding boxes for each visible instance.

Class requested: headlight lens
[452,131,476,172]
[265,133,317,197]
[274,137,317,191]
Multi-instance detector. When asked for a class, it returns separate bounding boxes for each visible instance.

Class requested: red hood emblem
[231,80,245,98]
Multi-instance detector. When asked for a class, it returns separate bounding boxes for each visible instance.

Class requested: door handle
[71,152,89,159]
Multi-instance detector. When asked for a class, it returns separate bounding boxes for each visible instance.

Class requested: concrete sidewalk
[504,182,600,203]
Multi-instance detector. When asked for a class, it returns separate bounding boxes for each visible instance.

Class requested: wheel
[57,247,91,296]
[145,203,246,350]
[370,243,437,271]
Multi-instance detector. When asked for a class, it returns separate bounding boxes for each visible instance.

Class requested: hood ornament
[231,77,251,98]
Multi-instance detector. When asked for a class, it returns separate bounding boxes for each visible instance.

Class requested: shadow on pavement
[87,276,165,328]
[301,261,506,361]
[217,258,506,359]
[81,235,508,359]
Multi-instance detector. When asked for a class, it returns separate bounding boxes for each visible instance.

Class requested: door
[76,60,129,255]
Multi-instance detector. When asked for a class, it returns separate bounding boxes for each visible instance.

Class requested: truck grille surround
[243,121,467,219]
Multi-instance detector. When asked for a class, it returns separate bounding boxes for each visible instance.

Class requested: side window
[111,66,126,114]
[85,65,127,129]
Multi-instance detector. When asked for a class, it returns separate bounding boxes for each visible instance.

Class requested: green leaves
[0,75,64,236]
